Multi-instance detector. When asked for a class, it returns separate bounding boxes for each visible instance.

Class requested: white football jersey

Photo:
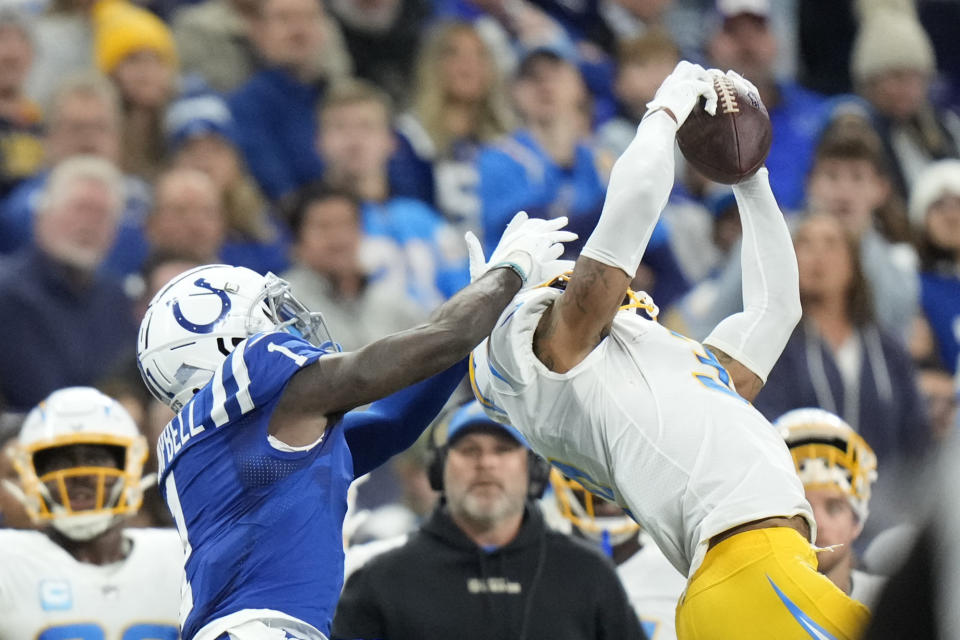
[472,287,814,577]
[618,533,687,640]
[0,528,183,639]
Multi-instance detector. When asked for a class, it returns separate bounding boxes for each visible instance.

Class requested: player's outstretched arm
[271,213,576,439]
[533,61,718,373]
[702,140,801,400]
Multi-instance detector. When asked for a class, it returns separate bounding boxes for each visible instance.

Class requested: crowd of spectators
[0,0,958,634]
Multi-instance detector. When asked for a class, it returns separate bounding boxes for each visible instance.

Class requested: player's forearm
[704,168,801,384]
[580,110,677,277]
[319,268,522,413]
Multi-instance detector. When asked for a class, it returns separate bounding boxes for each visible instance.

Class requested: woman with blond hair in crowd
[393,21,515,238]
[165,88,290,275]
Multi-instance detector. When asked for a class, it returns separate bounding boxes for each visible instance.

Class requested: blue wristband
[491,261,527,283]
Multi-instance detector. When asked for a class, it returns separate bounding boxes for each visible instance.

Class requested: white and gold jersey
[0,528,182,639]
[618,533,687,640]
[471,286,813,577]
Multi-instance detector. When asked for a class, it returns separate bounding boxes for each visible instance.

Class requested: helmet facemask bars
[250,274,341,353]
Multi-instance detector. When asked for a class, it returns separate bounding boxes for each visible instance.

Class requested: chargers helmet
[537,260,659,320]
[549,469,640,551]
[775,408,878,522]
[137,265,338,412]
[6,387,148,540]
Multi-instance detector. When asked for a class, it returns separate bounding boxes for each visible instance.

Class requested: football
[676,72,772,185]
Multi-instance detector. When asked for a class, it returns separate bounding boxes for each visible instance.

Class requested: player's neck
[49,525,128,566]
[450,509,524,548]
[821,554,854,595]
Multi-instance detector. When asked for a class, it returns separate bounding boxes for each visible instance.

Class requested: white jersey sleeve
[469,294,554,424]
[0,528,183,640]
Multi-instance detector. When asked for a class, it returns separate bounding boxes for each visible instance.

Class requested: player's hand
[725,69,760,100]
[465,211,578,286]
[644,60,718,127]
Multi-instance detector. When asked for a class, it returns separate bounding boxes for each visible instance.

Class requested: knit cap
[164,90,237,152]
[93,0,177,74]
[850,8,935,84]
[908,159,960,227]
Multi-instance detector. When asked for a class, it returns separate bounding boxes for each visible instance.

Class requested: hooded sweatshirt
[332,504,645,640]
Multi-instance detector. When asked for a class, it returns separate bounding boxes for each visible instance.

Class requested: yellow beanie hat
[93,0,178,74]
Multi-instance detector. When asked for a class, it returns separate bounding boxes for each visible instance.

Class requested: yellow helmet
[775,408,878,522]
[537,263,659,320]
[549,469,639,548]
[6,387,148,540]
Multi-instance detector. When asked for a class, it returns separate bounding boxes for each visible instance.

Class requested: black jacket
[332,504,645,640]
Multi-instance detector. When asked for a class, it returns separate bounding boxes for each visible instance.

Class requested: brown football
[676,72,772,185]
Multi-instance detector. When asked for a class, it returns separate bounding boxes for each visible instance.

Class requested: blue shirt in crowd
[920,270,960,374]
[477,129,606,257]
[0,248,136,411]
[0,171,152,280]
[361,197,469,309]
[765,82,833,212]
[229,69,325,201]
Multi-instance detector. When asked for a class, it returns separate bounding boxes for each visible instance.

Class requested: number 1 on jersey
[267,342,308,367]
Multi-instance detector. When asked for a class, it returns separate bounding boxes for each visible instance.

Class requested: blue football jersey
[156,331,467,639]
[157,331,347,638]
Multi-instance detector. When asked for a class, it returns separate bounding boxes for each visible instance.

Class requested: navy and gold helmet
[776,408,878,522]
[549,469,640,548]
[537,261,660,320]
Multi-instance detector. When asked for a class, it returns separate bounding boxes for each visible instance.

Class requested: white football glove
[725,69,760,98]
[465,211,578,287]
[644,60,718,127]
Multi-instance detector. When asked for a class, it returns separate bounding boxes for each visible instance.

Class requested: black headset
[427,415,551,500]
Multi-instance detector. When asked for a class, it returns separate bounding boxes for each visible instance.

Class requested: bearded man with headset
[332,400,645,640]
